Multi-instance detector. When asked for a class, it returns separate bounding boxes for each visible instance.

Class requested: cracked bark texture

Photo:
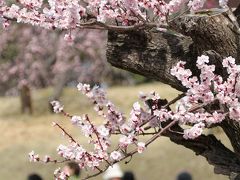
[106,7,240,179]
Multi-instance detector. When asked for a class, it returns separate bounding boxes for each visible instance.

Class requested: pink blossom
[133,102,141,113]
[153,109,172,122]
[119,124,132,134]
[19,0,43,9]
[119,135,134,148]
[58,171,69,180]
[168,0,186,13]
[43,155,50,163]
[188,0,206,11]
[137,142,146,153]
[54,167,61,176]
[229,107,240,121]
[183,122,205,139]
[219,0,228,8]
[211,112,225,124]
[71,116,82,125]
[222,56,235,68]
[29,54,240,178]
[28,151,39,162]
[110,151,122,161]
[64,33,74,44]
[81,124,93,137]
[77,83,90,93]
[97,125,110,137]
[51,101,64,113]
[196,55,209,66]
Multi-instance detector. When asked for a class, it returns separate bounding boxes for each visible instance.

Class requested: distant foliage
[0,25,108,95]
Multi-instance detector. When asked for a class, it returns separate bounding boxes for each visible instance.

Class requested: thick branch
[234,3,240,26]
[220,119,240,155]
[170,9,239,58]
[107,29,192,91]
[107,9,240,91]
[106,8,240,177]
[166,130,240,177]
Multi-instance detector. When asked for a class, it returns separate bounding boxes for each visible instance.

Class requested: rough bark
[166,131,240,176]
[221,119,240,155]
[106,8,240,178]
[107,9,240,91]
[107,29,192,91]
[234,3,240,27]
[170,9,239,58]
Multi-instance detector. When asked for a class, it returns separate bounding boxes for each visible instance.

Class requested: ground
[0,83,229,180]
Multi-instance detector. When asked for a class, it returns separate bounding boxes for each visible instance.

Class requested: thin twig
[54,122,80,146]
[82,119,178,180]
[163,93,185,109]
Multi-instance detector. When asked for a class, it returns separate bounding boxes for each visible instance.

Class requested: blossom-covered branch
[29,54,240,179]
[0,0,229,38]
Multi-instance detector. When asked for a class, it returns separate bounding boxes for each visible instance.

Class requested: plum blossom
[137,142,146,153]
[119,123,132,134]
[43,155,50,163]
[0,0,195,30]
[229,107,240,121]
[133,102,141,115]
[97,125,110,137]
[188,0,206,11]
[219,0,228,8]
[29,50,240,178]
[71,116,82,125]
[119,135,134,148]
[196,55,209,66]
[168,0,186,13]
[51,100,63,113]
[211,112,225,124]
[183,122,205,139]
[28,151,39,162]
[81,123,93,137]
[19,0,43,9]
[54,167,61,176]
[153,109,172,122]
[64,33,74,45]
[77,83,90,93]
[5,0,240,178]
[55,170,69,180]
[110,151,122,161]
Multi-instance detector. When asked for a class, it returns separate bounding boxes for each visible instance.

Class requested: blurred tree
[0,25,138,112]
[19,80,32,114]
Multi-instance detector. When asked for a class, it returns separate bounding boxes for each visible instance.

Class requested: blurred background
[1,0,239,179]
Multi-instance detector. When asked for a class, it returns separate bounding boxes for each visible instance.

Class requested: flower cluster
[28,151,40,162]
[171,55,240,138]
[188,0,206,11]
[51,101,64,113]
[0,0,228,32]
[32,55,240,179]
